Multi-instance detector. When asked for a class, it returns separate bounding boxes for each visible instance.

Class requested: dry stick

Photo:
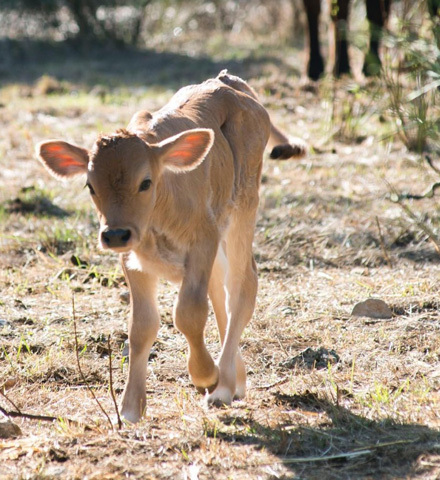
[386,181,440,255]
[0,390,86,426]
[107,335,122,429]
[72,295,114,429]
[375,216,393,268]
[397,182,440,200]
[0,403,59,423]
[254,378,289,391]
[0,389,22,414]
[394,155,440,200]
[273,438,420,466]
[281,449,372,464]
[426,154,440,176]
[397,200,440,254]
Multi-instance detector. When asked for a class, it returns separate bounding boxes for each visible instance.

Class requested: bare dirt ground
[1,32,440,479]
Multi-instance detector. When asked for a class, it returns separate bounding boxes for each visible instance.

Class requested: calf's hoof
[191,364,219,396]
[120,410,141,424]
[196,378,218,395]
[206,386,233,407]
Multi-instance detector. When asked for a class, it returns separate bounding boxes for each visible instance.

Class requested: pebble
[351,298,393,319]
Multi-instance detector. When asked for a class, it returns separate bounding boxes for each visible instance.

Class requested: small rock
[351,298,392,319]
[0,414,22,439]
[120,291,130,304]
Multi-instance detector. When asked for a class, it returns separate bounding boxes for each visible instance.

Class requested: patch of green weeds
[36,222,84,255]
[360,379,412,417]
[381,8,440,153]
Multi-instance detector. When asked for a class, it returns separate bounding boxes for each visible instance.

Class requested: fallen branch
[392,155,440,201]
[0,390,87,427]
[280,438,419,465]
[0,404,59,423]
[426,154,440,176]
[394,182,440,201]
[0,389,22,414]
[254,378,289,390]
[387,181,440,254]
[282,449,371,464]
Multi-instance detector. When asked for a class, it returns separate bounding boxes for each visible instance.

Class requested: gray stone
[0,418,22,438]
[351,298,393,319]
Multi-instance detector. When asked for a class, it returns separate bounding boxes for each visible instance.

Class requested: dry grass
[1,31,440,480]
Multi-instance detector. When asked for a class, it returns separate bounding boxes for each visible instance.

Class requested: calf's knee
[174,290,209,338]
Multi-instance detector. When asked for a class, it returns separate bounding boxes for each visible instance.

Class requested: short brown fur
[36,72,306,423]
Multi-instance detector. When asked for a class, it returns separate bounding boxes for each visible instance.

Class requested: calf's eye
[139,179,152,192]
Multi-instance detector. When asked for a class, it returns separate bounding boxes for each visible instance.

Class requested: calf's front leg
[174,238,219,393]
[120,259,160,423]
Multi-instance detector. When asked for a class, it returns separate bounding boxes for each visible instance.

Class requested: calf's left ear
[36,140,89,179]
[154,128,214,173]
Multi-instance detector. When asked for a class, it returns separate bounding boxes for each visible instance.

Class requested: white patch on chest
[126,233,186,283]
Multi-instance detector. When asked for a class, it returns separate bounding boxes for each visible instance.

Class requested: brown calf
[37,72,306,423]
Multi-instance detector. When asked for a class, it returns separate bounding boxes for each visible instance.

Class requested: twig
[72,295,114,429]
[375,216,393,267]
[278,438,419,465]
[386,181,440,255]
[425,154,440,176]
[254,378,289,390]
[1,403,59,423]
[396,182,440,200]
[395,198,440,254]
[107,335,122,429]
[0,396,88,427]
[0,389,22,414]
[1,364,92,428]
[0,403,58,423]
[281,449,371,464]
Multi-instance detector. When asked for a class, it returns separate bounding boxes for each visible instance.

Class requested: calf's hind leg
[208,244,247,399]
[207,214,258,406]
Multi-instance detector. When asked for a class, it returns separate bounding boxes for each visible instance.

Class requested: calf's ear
[36,140,89,178]
[154,128,214,173]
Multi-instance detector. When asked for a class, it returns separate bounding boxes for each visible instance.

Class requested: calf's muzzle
[101,228,132,249]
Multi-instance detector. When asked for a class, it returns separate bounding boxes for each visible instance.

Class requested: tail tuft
[270,138,307,160]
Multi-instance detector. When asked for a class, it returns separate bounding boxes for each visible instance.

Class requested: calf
[37,71,305,423]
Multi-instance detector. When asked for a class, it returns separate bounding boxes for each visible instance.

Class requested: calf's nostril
[101,228,132,248]
[121,230,131,242]
[101,231,111,245]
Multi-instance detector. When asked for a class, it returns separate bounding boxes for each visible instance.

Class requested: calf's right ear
[36,140,89,179]
[154,128,214,173]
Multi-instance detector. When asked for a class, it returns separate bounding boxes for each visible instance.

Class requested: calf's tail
[216,70,307,160]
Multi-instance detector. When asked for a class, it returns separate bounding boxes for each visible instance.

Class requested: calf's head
[37,128,214,253]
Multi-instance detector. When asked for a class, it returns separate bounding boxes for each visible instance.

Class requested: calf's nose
[101,228,132,248]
